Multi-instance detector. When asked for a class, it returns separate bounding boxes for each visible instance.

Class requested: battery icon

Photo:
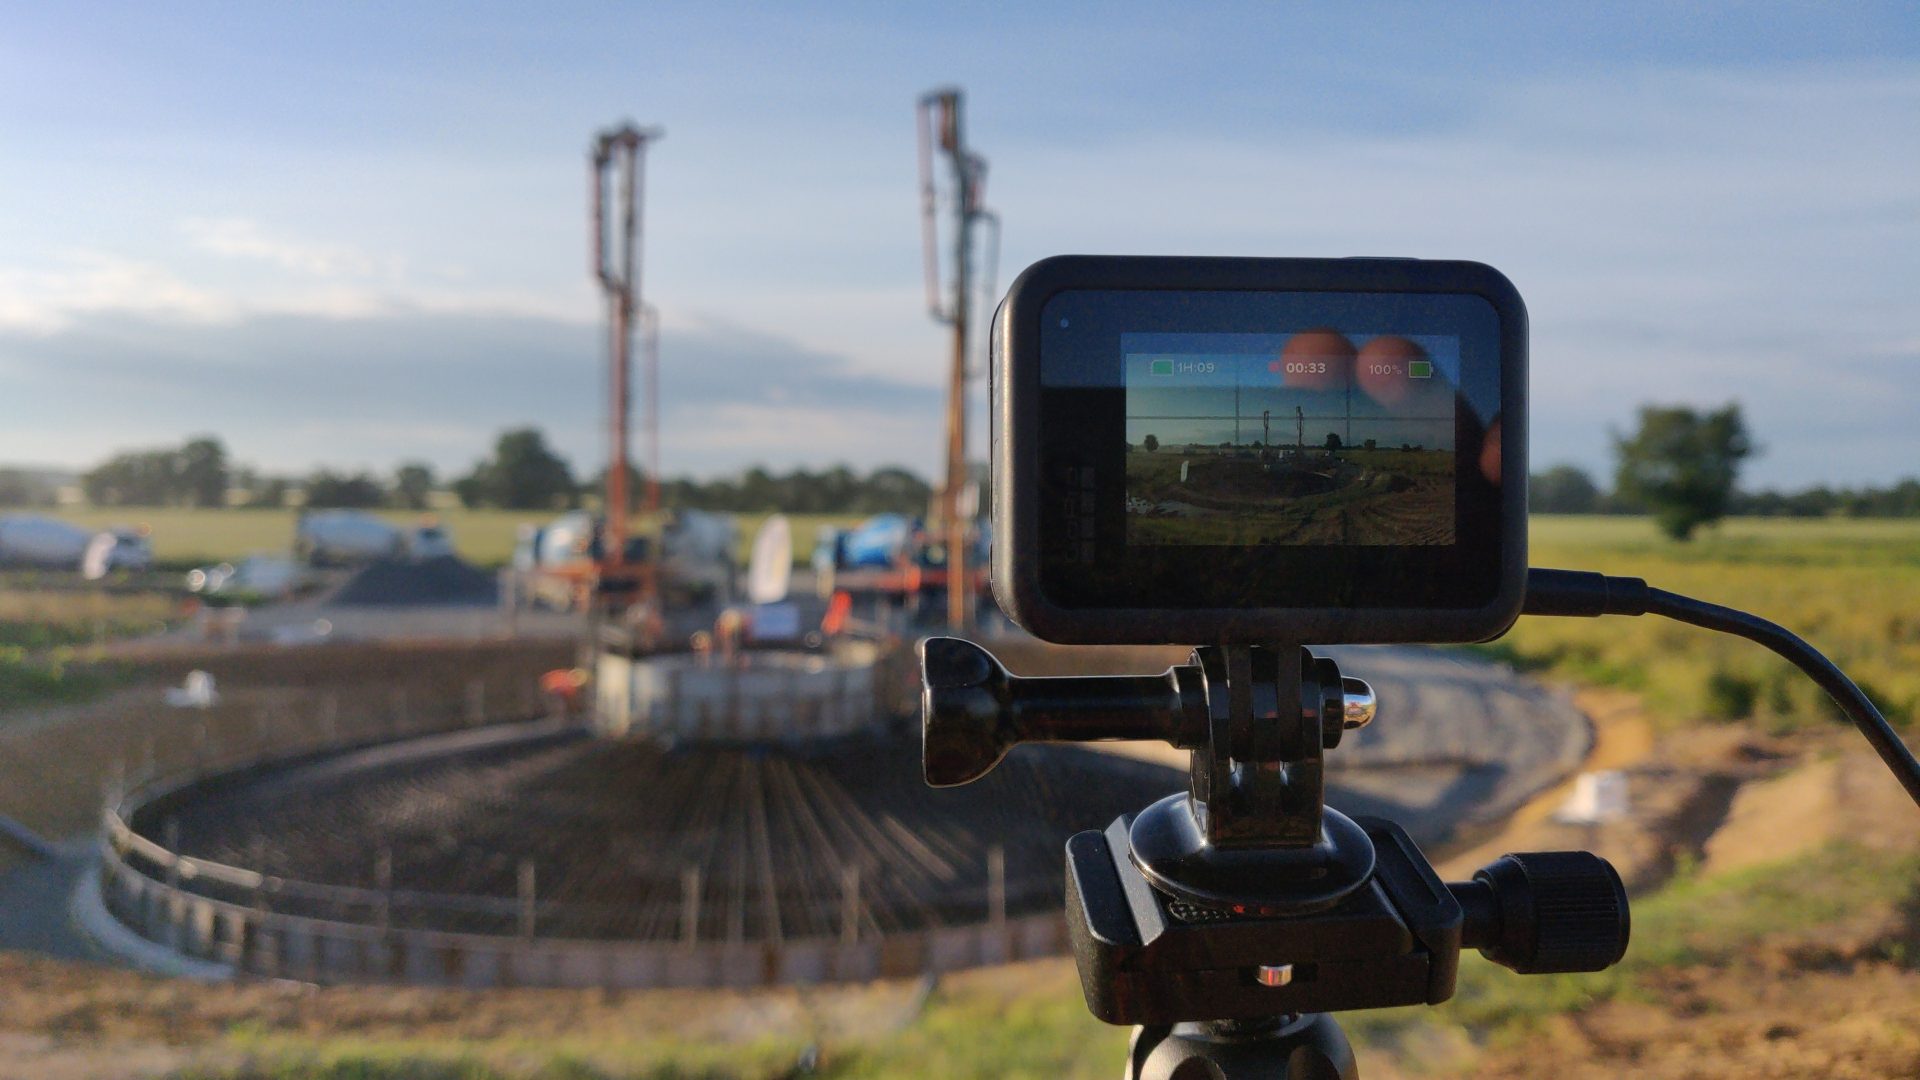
[1407,360,1433,379]
[1150,359,1175,376]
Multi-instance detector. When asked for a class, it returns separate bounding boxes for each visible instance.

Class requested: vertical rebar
[840,864,861,946]
[680,866,701,948]
[375,847,393,930]
[987,844,1007,934]
[466,679,486,726]
[518,860,538,938]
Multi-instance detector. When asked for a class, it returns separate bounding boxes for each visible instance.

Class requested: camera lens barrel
[1452,851,1630,974]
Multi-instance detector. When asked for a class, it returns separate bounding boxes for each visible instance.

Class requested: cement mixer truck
[0,515,152,575]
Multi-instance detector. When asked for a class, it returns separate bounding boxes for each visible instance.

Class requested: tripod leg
[1127,1014,1358,1080]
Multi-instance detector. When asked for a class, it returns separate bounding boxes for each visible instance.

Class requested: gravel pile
[326,556,498,607]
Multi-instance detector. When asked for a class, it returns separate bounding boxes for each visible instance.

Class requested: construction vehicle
[810,512,987,620]
[293,510,404,566]
[0,514,151,573]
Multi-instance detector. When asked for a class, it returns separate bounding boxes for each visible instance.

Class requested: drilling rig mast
[917,88,998,633]
[590,122,663,615]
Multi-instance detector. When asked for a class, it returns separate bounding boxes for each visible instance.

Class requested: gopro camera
[990,255,1528,645]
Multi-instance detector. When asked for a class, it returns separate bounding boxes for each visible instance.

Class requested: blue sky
[2,2,1916,487]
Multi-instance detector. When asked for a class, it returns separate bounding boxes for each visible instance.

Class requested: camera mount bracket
[1127,644,1377,915]
[921,635,1631,1080]
[921,638,1381,914]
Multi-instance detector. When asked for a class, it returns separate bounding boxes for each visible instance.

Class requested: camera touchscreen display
[1122,332,1459,547]
[1023,280,1512,620]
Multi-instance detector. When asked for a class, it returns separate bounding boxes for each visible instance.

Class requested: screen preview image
[1122,330,1459,547]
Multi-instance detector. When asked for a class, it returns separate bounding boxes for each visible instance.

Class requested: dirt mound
[324,556,497,607]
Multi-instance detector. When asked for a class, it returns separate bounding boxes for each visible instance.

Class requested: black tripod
[922,638,1631,1080]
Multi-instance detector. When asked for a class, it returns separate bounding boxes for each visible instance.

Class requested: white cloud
[0,234,593,336]
[182,216,391,278]
[0,251,239,334]
[661,400,939,475]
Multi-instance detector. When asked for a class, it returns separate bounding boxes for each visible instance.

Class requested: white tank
[661,509,740,600]
[0,515,96,568]
[295,510,404,565]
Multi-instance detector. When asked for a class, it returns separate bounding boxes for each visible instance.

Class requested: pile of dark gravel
[326,556,498,607]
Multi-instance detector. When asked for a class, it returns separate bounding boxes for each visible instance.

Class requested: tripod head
[922,637,1629,1077]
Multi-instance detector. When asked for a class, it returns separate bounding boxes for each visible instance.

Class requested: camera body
[990,255,1529,646]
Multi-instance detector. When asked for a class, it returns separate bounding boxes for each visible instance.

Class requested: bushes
[1705,669,1760,720]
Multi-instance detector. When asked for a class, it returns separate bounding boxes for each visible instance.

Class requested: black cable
[1525,567,1920,808]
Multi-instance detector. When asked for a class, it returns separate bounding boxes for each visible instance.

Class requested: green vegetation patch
[51,508,860,570]
[0,645,123,711]
[1469,516,1920,732]
[0,585,168,711]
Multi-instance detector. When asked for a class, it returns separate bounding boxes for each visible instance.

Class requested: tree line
[38,428,935,517]
[1535,403,1920,538]
[17,409,1918,539]
[1535,466,1920,520]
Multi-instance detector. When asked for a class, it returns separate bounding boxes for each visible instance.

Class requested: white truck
[660,508,740,604]
[294,510,405,566]
[0,515,152,574]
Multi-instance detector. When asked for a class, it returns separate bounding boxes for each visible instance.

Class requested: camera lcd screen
[1022,283,1513,619]
[1121,332,1460,547]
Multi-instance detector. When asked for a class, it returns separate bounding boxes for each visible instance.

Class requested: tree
[82,448,180,506]
[1613,403,1755,540]
[1530,465,1601,515]
[1324,432,1343,452]
[456,428,576,510]
[859,466,933,514]
[0,469,54,507]
[304,470,387,509]
[248,478,290,509]
[177,436,229,508]
[583,463,647,514]
[1143,434,1159,453]
[393,462,436,511]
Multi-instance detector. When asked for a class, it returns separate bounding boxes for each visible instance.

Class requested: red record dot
[1480,417,1503,485]
[1356,335,1427,406]
[1276,329,1354,390]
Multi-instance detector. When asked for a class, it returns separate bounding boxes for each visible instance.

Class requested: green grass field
[52,507,863,569]
[1497,515,1920,732]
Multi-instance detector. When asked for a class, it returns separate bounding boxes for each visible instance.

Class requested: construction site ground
[1,650,1916,1077]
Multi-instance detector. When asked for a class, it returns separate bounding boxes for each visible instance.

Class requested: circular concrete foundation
[107,717,1184,987]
